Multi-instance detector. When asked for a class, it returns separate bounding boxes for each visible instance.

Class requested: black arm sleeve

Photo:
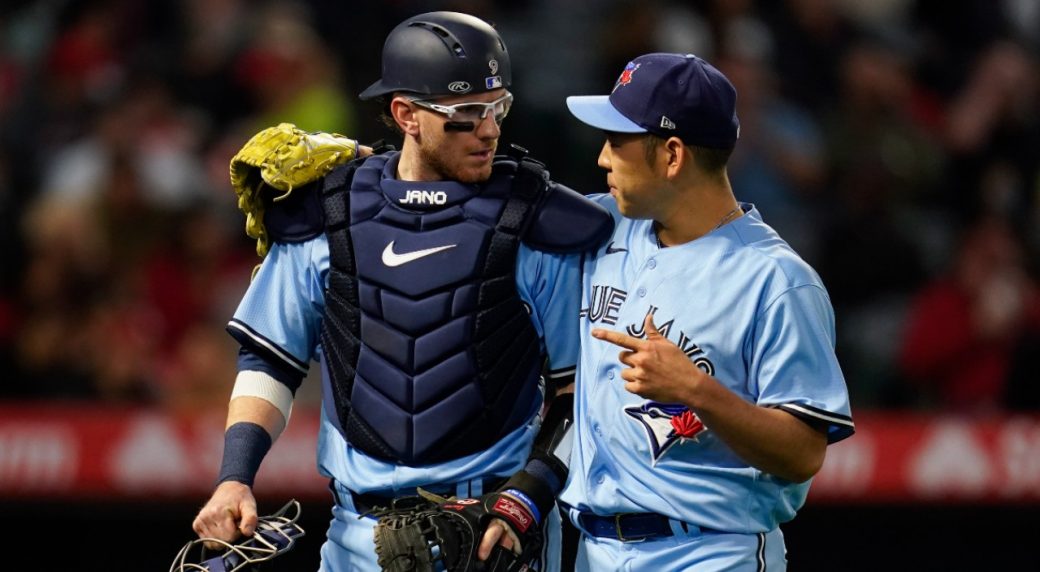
[499,392,575,520]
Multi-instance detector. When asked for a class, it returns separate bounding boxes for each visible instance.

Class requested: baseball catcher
[191,10,611,572]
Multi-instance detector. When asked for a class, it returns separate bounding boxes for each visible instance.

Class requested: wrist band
[502,487,541,524]
[501,470,555,524]
[217,422,272,487]
[524,458,561,493]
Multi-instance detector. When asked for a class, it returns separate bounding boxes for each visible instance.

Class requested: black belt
[578,511,691,542]
[332,478,506,515]
[350,490,411,514]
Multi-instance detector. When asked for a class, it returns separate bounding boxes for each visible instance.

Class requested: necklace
[712,204,742,231]
[656,204,743,248]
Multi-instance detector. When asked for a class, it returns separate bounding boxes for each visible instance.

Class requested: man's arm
[191,394,287,547]
[594,314,827,483]
[673,376,826,483]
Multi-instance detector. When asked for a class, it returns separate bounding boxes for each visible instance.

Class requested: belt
[331,478,507,516]
[349,490,410,515]
[577,511,692,542]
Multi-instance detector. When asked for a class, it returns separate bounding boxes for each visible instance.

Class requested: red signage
[2,405,1039,503]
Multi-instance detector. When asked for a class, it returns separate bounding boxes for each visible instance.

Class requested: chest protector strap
[319,152,549,464]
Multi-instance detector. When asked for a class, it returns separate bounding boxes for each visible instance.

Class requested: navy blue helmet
[359,11,512,100]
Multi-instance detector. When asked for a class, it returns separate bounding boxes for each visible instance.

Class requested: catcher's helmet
[359,11,511,100]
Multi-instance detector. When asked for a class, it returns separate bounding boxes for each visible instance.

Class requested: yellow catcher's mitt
[230,122,360,258]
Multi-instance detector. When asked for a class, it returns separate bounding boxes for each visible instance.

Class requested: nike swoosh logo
[381,241,457,267]
[605,241,628,254]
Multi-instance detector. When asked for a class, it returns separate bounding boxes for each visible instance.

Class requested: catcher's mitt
[229,122,360,258]
[373,489,541,572]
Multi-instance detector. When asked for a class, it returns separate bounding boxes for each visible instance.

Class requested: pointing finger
[592,328,644,351]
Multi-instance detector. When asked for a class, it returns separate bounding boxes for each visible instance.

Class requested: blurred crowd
[0,0,1037,414]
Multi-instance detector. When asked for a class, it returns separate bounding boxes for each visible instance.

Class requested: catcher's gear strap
[217,422,272,487]
[533,392,574,477]
[231,370,294,425]
[545,368,575,397]
[505,148,613,255]
[262,180,325,244]
[229,122,360,258]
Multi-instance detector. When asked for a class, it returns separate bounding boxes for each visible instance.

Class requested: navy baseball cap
[567,53,739,149]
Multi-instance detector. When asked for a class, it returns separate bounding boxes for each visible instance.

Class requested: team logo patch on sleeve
[624,401,707,465]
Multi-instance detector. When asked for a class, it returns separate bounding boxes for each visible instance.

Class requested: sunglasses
[409,92,514,129]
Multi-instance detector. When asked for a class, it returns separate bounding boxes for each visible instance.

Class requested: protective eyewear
[410,92,514,129]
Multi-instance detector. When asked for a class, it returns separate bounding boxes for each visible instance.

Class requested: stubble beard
[417,134,494,184]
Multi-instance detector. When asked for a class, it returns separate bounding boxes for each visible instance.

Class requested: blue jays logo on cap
[612,62,640,93]
[624,401,707,465]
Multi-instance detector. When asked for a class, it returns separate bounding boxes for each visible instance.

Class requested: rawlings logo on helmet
[448,81,472,93]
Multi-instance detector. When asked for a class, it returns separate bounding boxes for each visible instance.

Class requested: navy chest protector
[310,150,609,464]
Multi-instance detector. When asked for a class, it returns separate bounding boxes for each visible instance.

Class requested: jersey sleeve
[514,244,582,382]
[749,284,855,443]
[227,236,329,375]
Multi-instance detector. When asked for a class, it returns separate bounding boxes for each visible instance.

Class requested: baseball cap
[567,53,739,149]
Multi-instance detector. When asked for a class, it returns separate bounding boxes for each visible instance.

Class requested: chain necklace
[656,204,743,248]
[712,204,743,231]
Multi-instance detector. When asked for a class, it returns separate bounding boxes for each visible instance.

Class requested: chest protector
[319,151,553,464]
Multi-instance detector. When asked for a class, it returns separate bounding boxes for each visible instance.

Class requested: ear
[390,97,420,136]
[663,137,686,180]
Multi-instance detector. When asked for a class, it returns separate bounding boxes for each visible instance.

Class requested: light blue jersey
[561,196,853,570]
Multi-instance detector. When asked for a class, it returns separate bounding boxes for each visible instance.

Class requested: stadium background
[1,0,1038,569]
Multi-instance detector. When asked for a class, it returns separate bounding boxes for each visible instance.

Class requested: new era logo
[660,116,676,130]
